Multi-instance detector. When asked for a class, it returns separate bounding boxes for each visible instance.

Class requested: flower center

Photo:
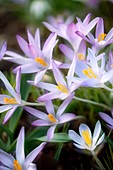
[48,114,57,123]
[56,83,68,93]
[82,67,97,78]
[4,97,17,104]
[77,53,85,60]
[98,33,106,42]
[14,160,22,170]
[35,57,47,67]
[82,129,92,146]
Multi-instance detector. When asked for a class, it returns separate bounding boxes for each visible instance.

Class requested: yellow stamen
[98,33,106,42]
[82,67,97,78]
[111,64,113,67]
[35,57,47,67]
[14,160,22,170]
[56,83,68,93]
[78,53,85,60]
[82,129,92,146]
[48,114,57,123]
[4,97,17,104]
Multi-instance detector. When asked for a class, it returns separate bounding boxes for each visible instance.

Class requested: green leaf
[37,132,71,142]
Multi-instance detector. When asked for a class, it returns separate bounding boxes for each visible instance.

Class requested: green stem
[22,101,45,106]
[92,151,106,170]
[54,143,63,161]
[73,96,111,111]
[102,84,113,93]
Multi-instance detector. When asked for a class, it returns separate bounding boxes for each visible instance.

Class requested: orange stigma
[82,67,97,78]
[48,114,57,123]
[78,53,85,60]
[82,129,92,146]
[4,97,17,104]
[14,160,22,170]
[98,33,106,42]
[35,57,47,67]
[56,83,68,93]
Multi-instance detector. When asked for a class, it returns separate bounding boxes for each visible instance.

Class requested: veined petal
[99,112,113,126]
[24,142,46,166]
[24,106,48,120]
[59,113,75,124]
[0,105,13,113]
[96,18,104,38]
[16,67,21,94]
[47,125,56,140]
[92,121,101,146]
[3,106,18,124]
[45,100,55,115]
[0,149,14,168]
[57,93,74,117]
[32,120,51,126]
[0,71,17,99]
[16,127,25,165]
[69,130,85,145]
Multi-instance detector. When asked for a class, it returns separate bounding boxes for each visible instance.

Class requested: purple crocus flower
[0,127,46,170]
[67,48,113,88]
[30,56,81,101]
[43,13,99,53]
[24,93,76,140]
[0,42,7,60]
[99,109,113,130]
[76,18,113,54]
[0,68,24,123]
[4,29,58,81]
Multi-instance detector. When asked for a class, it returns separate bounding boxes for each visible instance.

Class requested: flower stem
[73,96,111,111]
[22,101,45,106]
[102,84,113,93]
[92,151,106,170]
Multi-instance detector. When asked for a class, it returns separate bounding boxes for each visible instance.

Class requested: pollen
[82,67,97,78]
[78,53,85,60]
[14,160,22,170]
[56,83,68,93]
[4,97,17,104]
[98,33,106,42]
[48,114,57,123]
[35,57,47,67]
[82,129,92,146]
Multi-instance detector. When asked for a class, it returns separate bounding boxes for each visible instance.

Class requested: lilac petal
[0,42,7,59]
[3,106,18,124]
[16,67,21,94]
[0,71,17,99]
[0,167,10,170]
[0,105,13,113]
[85,17,99,35]
[83,13,91,25]
[101,69,113,83]
[34,70,46,84]
[75,31,91,44]
[27,30,37,48]
[59,44,74,61]
[77,40,86,56]
[35,29,41,49]
[45,100,55,115]
[52,60,67,86]
[32,120,50,126]
[43,22,58,33]
[36,82,57,91]
[13,64,39,74]
[68,130,85,145]
[59,113,75,124]
[24,106,48,120]
[16,35,31,58]
[47,125,56,140]
[99,112,113,126]
[24,142,46,166]
[96,18,104,38]
[57,93,74,117]
[27,163,37,170]
[28,44,37,59]
[66,23,77,40]
[105,28,113,42]
[106,124,113,130]
[16,127,25,165]
[38,92,60,102]
[92,121,101,146]
[0,149,14,168]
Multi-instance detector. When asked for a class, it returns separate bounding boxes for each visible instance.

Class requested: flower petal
[35,29,41,49]
[96,18,104,38]
[13,64,39,74]
[34,70,46,84]
[79,124,92,142]
[32,120,50,126]
[47,125,56,140]
[15,67,21,94]
[99,112,113,126]
[16,127,25,165]
[68,130,85,145]
[0,105,13,113]
[45,100,55,115]
[59,44,74,61]
[92,121,101,146]
[0,149,14,168]
[59,113,75,124]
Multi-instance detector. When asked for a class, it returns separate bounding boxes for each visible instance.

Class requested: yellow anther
[82,67,97,78]
[56,83,68,93]
[98,33,106,42]
[48,114,57,123]
[82,129,92,146]
[4,97,17,104]
[14,160,22,170]
[35,57,47,67]
[78,53,85,60]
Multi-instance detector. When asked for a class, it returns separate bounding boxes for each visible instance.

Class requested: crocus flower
[31,56,81,101]
[106,51,113,85]
[99,109,113,129]
[76,18,113,54]
[0,127,46,170]
[0,68,24,123]
[24,93,76,140]
[0,42,7,60]
[4,29,58,81]
[43,13,99,53]
[69,121,105,151]
[67,48,113,88]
